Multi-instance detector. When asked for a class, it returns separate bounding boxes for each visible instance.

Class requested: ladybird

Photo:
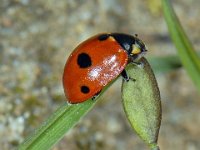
[63,33,147,104]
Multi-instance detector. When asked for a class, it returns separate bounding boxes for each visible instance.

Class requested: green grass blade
[162,0,200,91]
[18,100,96,150]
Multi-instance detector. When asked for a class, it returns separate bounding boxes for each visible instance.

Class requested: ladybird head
[129,35,147,61]
[108,33,147,62]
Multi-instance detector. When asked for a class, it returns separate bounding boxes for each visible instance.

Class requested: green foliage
[122,58,161,150]
[147,55,182,73]
[162,0,200,91]
[18,101,96,150]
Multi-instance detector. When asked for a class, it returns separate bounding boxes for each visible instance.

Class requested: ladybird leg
[121,70,136,82]
[91,90,102,101]
[121,69,129,81]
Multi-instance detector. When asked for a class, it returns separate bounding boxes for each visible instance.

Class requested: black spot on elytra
[98,34,110,41]
[77,53,92,68]
[81,86,90,94]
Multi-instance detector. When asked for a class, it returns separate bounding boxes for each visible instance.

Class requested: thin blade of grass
[18,100,96,150]
[162,0,200,91]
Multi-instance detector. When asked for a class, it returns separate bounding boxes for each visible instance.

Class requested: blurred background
[0,0,200,149]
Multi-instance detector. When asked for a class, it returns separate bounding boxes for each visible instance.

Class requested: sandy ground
[0,0,200,150]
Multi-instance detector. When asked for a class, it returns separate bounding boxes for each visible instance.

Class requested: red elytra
[63,33,147,104]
